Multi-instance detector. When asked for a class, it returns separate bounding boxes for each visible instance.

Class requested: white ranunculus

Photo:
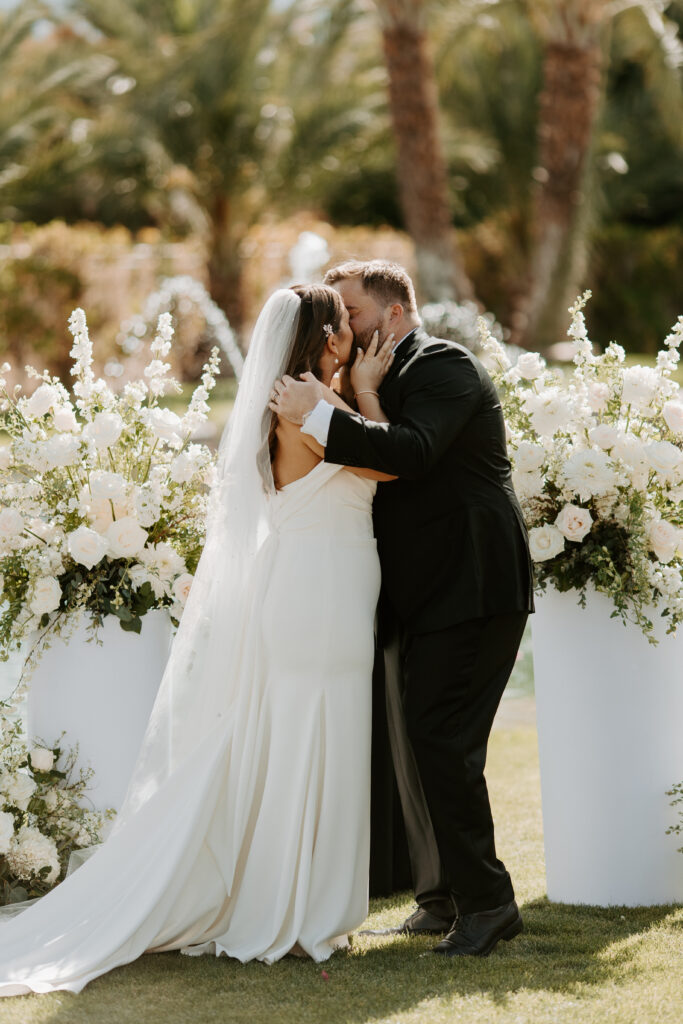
[30,746,55,773]
[25,383,59,418]
[511,441,545,473]
[29,576,62,616]
[52,405,79,433]
[6,825,60,884]
[67,525,109,569]
[89,470,128,504]
[0,810,14,855]
[644,440,682,482]
[106,516,148,559]
[43,433,81,468]
[172,572,193,605]
[528,524,565,563]
[83,411,124,450]
[147,407,183,443]
[2,771,37,811]
[555,503,594,543]
[586,381,610,414]
[662,400,683,435]
[512,469,545,500]
[516,352,545,380]
[562,449,618,502]
[0,507,24,541]
[647,519,679,564]
[588,424,619,451]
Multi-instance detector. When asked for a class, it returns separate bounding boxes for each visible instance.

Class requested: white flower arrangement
[0,309,220,672]
[0,711,112,904]
[479,293,683,642]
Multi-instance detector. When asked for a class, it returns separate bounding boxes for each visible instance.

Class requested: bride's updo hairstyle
[283,284,346,381]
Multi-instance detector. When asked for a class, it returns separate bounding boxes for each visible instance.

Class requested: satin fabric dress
[0,462,380,996]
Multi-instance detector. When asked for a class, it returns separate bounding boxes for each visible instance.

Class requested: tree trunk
[207,193,245,337]
[513,10,606,350]
[378,1,474,302]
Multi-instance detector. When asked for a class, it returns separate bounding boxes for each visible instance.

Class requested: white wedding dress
[0,461,380,995]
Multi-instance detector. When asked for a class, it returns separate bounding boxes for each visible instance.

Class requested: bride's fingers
[353,347,364,365]
[367,330,379,357]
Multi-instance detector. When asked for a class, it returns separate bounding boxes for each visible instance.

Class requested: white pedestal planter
[25,610,173,812]
[532,587,683,906]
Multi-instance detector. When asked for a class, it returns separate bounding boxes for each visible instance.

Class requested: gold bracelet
[355,390,379,398]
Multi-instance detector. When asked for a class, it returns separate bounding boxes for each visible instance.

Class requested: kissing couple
[0,260,533,996]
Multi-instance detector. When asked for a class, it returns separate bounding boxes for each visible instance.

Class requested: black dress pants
[403,612,527,916]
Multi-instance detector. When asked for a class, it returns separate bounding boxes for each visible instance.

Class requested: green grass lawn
[1,725,680,1024]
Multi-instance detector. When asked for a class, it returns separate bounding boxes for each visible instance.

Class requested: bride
[0,284,395,996]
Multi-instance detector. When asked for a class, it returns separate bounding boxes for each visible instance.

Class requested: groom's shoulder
[413,329,484,373]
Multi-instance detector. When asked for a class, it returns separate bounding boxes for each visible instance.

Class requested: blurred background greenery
[0,0,682,389]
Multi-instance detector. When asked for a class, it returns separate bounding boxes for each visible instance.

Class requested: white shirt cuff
[301,399,335,447]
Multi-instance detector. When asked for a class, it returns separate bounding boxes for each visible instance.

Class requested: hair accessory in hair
[323,323,334,338]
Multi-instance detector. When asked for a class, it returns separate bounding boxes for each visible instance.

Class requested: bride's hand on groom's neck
[269,373,324,425]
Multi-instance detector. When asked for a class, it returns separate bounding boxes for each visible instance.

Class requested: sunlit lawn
[0,722,680,1024]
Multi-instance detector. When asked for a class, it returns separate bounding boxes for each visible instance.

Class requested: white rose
[172,572,193,605]
[89,470,128,504]
[67,525,109,569]
[662,400,683,435]
[30,747,55,773]
[106,516,148,559]
[515,352,545,380]
[511,441,545,473]
[52,405,79,432]
[0,810,14,855]
[555,504,593,543]
[29,576,62,616]
[588,424,619,450]
[43,433,81,468]
[147,407,183,443]
[25,383,59,418]
[83,411,124,450]
[644,440,682,482]
[0,507,24,541]
[2,771,37,812]
[648,519,679,564]
[586,382,610,414]
[528,524,565,563]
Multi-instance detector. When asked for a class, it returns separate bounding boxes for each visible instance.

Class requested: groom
[274,260,533,957]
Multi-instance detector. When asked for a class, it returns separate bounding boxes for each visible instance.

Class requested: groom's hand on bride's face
[269,374,323,425]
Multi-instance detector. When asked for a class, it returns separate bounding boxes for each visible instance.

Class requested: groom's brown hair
[324,260,417,313]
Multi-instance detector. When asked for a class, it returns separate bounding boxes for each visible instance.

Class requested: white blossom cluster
[479,293,683,639]
[0,309,221,666]
[0,714,111,902]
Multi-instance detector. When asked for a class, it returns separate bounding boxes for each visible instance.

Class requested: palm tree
[374,0,474,301]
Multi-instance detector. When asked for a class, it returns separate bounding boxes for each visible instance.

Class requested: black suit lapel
[379,327,425,393]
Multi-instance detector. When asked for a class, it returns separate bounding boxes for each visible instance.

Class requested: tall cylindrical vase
[532,587,683,906]
[26,610,173,812]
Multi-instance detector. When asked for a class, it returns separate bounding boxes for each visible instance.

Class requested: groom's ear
[387,302,404,326]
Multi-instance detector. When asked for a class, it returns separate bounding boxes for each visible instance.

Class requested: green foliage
[666,781,683,852]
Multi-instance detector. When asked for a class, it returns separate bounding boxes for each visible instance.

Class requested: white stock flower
[0,507,24,541]
[511,441,545,473]
[522,388,571,437]
[147,407,183,443]
[67,525,109,569]
[562,449,618,501]
[172,572,193,605]
[647,519,679,564]
[133,488,162,528]
[52,405,79,432]
[528,524,565,563]
[89,471,128,504]
[1,770,37,811]
[644,441,682,482]
[106,516,147,559]
[555,504,593,543]
[515,352,545,380]
[83,411,124,450]
[43,433,81,468]
[29,576,62,616]
[588,424,619,451]
[25,384,59,418]
[30,747,55,772]
[662,400,683,434]
[586,381,610,414]
[0,810,14,854]
[6,826,60,884]
[169,447,201,483]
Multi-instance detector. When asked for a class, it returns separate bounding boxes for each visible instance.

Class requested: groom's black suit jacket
[325,327,534,633]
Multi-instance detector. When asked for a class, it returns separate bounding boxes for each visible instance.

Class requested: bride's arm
[300,428,396,482]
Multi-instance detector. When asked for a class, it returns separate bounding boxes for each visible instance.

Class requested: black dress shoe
[360,906,454,937]
[432,900,523,957]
